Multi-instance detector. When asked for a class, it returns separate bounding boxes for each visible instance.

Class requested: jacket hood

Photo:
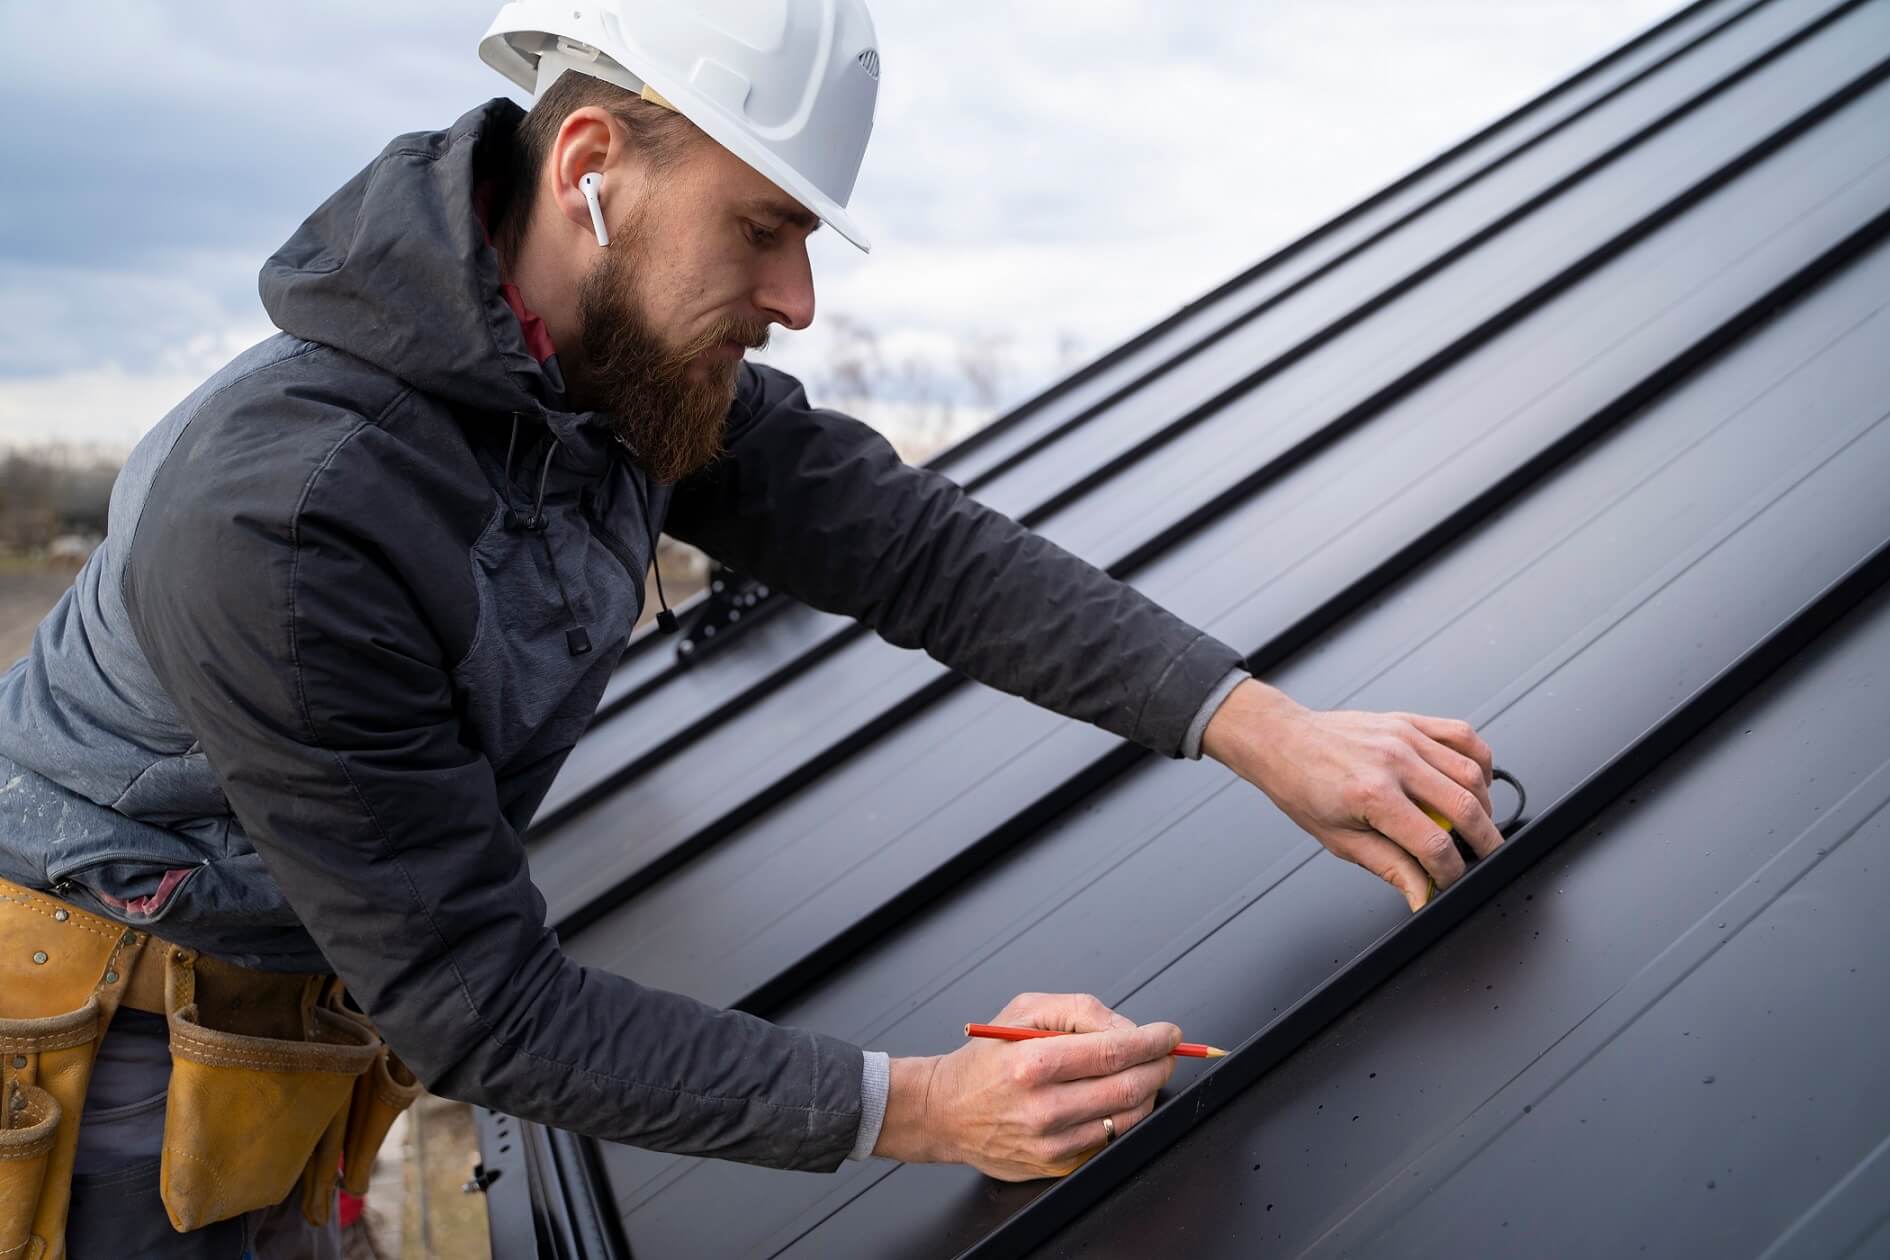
[260,99,615,471]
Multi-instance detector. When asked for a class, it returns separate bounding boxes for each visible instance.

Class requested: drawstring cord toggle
[504,414,592,655]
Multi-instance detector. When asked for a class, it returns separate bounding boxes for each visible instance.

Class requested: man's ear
[549,106,639,242]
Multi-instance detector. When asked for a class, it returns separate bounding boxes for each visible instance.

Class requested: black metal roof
[476,0,1890,1254]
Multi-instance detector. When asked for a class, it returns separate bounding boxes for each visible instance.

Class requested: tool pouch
[337,1043,421,1200]
[298,991,421,1221]
[1,1082,59,1260]
[297,1091,352,1229]
[0,879,146,1260]
[158,950,378,1232]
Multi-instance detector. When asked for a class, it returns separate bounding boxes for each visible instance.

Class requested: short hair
[496,69,703,250]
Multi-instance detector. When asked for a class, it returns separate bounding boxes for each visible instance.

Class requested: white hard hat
[480,0,880,253]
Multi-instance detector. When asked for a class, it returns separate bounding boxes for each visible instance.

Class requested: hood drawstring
[500,412,562,530]
[504,413,592,657]
[501,413,524,528]
[527,436,556,531]
[648,514,678,635]
[616,431,679,636]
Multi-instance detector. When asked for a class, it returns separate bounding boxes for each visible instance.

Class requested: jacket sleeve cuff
[1129,630,1249,757]
[1181,667,1251,760]
[848,1051,891,1161]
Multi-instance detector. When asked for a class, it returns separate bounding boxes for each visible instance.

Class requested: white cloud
[0,366,208,453]
[0,0,1680,453]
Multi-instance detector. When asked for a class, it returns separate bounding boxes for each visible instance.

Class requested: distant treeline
[0,447,121,551]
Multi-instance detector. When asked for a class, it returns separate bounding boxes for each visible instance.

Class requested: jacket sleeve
[125,396,864,1171]
[667,364,1246,756]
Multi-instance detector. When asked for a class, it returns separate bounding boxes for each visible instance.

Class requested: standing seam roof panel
[613,228,1890,1257]
[1050,577,1890,1258]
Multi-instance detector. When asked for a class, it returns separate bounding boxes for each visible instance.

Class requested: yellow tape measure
[1416,768,1526,907]
[1421,805,1447,908]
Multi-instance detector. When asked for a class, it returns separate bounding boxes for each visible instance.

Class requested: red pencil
[965,1022,1228,1059]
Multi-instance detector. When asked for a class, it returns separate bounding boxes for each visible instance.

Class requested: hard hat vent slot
[856,49,880,80]
[557,36,602,63]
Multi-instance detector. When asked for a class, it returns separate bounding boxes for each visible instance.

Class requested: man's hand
[1202,679,1502,911]
[872,993,1180,1180]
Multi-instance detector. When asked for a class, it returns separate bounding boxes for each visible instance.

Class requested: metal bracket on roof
[473,1107,632,1260]
[675,565,786,664]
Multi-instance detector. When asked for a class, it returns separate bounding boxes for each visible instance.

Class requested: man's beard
[574,214,770,483]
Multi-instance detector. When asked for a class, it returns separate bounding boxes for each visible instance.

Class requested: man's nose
[756,248,816,331]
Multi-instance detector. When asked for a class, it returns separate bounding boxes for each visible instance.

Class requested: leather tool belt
[0,877,421,1260]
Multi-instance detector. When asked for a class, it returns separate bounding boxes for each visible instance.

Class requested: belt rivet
[122,932,137,946]
[104,970,119,985]
[53,909,70,922]
[31,951,49,965]
[9,1056,24,1070]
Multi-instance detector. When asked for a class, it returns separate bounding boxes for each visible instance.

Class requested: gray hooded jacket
[0,100,1246,1170]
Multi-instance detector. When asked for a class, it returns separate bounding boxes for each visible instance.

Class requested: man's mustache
[667,316,772,364]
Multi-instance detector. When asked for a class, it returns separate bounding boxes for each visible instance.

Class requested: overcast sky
[0,0,1680,453]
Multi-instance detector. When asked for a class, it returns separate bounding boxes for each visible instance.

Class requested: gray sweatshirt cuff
[848,1050,891,1160]
[1181,668,1251,760]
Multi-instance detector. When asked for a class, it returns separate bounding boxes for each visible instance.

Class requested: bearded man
[0,3,1504,1255]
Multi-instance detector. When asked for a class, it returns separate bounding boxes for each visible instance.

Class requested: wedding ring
[1101,1116,1117,1144]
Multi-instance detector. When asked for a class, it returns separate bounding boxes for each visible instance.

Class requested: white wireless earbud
[579,172,609,247]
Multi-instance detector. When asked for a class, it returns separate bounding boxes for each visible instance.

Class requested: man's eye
[745,222,777,247]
